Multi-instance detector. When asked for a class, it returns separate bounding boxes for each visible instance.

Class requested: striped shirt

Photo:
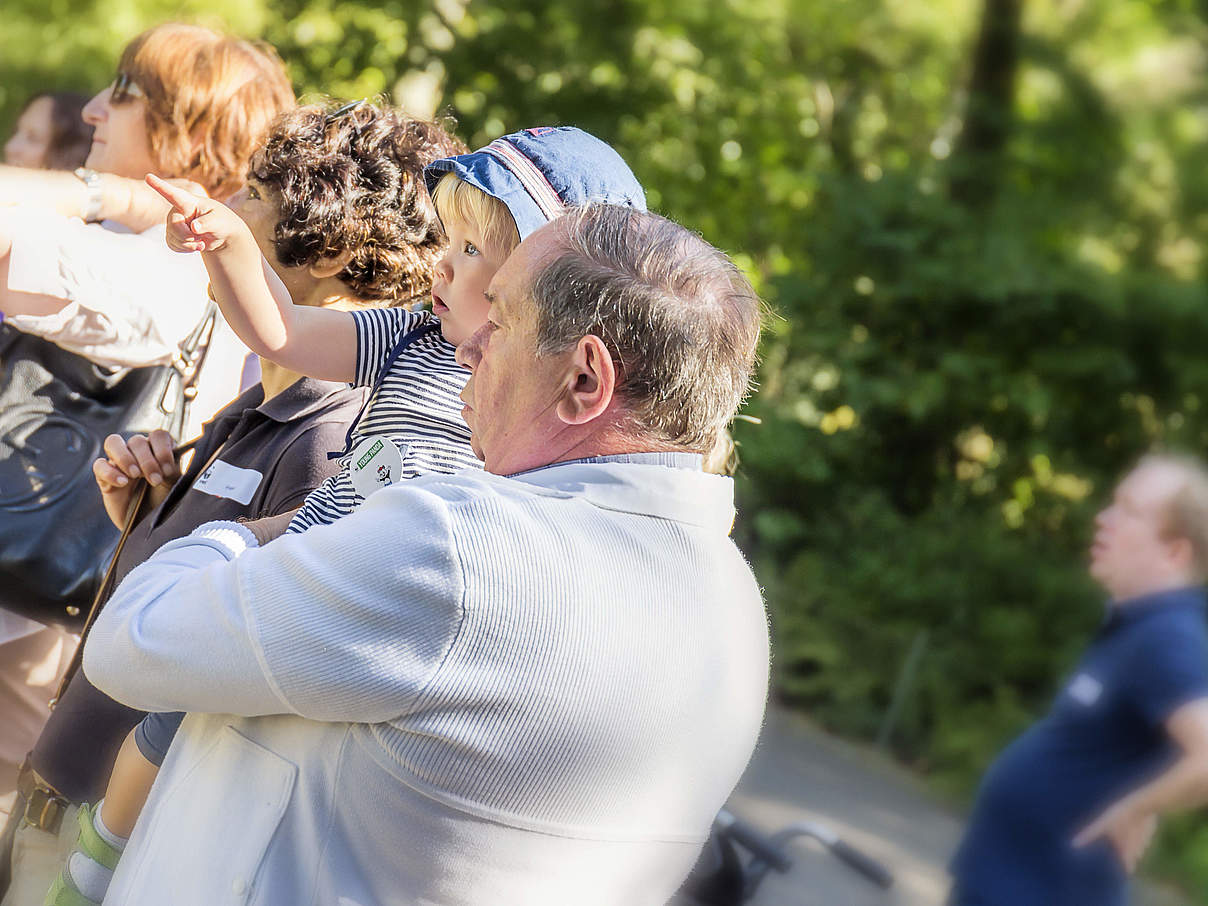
[288,308,480,532]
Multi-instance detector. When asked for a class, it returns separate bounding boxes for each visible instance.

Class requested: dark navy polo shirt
[951,587,1208,906]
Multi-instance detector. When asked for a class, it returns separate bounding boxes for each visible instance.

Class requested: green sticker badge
[348,434,405,501]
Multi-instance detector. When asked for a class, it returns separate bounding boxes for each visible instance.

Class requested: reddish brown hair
[118,24,295,199]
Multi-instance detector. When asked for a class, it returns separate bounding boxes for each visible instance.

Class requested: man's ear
[556,334,616,426]
[309,248,354,279]
[1169,536,1196,576]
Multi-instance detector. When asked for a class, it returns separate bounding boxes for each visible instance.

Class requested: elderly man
[950,454,1208,906]
[82,205,769,905]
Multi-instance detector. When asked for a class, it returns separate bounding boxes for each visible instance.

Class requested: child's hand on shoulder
[146,172,250,255]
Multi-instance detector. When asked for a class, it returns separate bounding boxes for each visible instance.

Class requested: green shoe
[72,802,122,871]
[42,802,123,906]
[43,868,99,906]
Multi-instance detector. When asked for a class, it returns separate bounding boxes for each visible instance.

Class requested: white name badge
[349,434,405,500]
[192,460,263,505]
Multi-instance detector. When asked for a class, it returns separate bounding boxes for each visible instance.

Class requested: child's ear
[309,249,354,279]
[555,335,616,426]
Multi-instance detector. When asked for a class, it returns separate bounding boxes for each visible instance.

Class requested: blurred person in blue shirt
[950,453,1208,906]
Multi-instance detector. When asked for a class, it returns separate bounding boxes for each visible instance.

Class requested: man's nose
[454,324,488,372]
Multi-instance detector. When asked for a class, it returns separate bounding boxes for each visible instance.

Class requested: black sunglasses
[110,72,144,105]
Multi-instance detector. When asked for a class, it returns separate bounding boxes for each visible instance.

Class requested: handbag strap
[47,302,221,704]
[162,300,220,425]
[181,299,219,381]
[50,437,200,707]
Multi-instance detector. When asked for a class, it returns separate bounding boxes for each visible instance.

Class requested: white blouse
[0,207,250,441]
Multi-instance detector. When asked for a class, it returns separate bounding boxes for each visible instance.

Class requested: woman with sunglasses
[0,23,294,877]
[0,23,294,416]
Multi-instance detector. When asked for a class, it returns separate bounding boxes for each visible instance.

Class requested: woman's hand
[93,430,180,528]
[146,173,248,254]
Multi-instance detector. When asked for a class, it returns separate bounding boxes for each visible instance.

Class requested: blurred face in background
[1090,460,1193,602]
[4,96,55,168]
[81,76,158,180]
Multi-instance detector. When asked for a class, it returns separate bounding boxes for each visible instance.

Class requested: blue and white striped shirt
[288,308,480,532]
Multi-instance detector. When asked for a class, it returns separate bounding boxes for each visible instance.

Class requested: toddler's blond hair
[431,172,521,258]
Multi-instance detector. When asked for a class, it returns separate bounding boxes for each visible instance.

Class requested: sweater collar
[505,458,736,532]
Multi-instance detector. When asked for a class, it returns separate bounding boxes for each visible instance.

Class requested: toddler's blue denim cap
[423,126,646,241]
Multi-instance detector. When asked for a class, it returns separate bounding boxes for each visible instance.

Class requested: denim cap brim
[423,126,646,241]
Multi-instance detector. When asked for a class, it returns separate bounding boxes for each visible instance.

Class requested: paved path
[725,705,1193,906]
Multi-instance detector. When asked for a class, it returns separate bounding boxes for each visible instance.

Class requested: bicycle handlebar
[829,839,894,888]
[714,810,793,873]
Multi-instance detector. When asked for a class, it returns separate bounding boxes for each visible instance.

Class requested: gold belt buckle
[18,768,68,834]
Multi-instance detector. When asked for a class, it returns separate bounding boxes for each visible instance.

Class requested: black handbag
[0,303,218,630]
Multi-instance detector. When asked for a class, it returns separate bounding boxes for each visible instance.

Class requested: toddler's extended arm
[147,174,356,382]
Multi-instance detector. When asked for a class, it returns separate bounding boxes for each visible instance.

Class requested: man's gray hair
[1144,452,1208,581]
[530,205,763,451]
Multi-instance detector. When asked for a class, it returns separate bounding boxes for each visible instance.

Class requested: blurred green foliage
[5,0,1208,892]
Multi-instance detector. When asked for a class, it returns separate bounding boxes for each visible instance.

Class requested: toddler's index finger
[146,172,198,213]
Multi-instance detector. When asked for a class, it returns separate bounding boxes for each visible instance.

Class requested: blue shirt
[951,587,1208,906]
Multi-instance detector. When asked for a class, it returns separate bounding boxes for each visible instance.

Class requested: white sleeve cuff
[189,521,260,556]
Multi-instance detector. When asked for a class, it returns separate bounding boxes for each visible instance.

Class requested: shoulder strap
[159,300,219,421]
[51,436,201,706]
[328,320,440,460]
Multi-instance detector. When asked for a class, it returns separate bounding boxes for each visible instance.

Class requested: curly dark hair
[248,102,466,306]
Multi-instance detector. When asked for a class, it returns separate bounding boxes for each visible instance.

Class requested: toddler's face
[432,213,510,346]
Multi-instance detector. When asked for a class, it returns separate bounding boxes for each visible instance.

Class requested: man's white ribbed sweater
[85,460,770,906]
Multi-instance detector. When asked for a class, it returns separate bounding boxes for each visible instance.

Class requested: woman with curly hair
[8,102,465,906]
[245,103,459,307]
